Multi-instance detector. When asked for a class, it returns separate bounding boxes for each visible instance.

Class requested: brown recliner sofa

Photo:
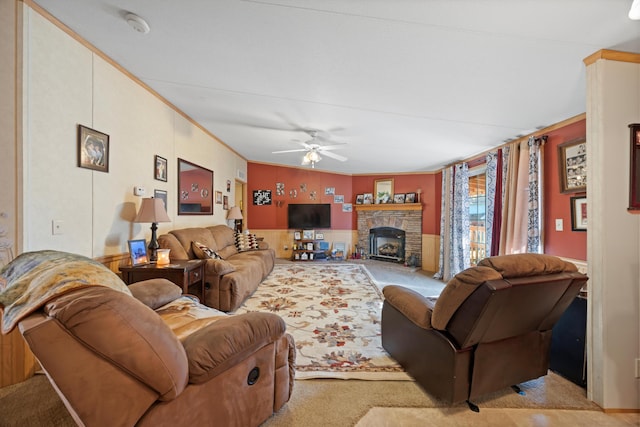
[158,225,275,311]
[0,250,295,427]
[381,253,587,407]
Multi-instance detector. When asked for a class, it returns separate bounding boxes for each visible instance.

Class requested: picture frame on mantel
[374,178,394,204]
[557,138,587,194]
[628,124,640,211]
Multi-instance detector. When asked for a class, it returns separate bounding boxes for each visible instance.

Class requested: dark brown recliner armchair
[381,254,587,407]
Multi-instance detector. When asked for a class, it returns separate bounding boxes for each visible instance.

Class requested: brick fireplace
[355,204,422,266]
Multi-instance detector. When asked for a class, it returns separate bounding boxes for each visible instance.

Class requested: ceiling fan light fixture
[302,150,321,168]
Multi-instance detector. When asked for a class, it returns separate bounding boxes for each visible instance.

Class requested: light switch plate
[555,219,563,231]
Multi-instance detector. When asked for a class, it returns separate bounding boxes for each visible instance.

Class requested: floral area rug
[232,263,411,380]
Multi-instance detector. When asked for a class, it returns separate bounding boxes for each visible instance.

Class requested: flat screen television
[288,203,331,229]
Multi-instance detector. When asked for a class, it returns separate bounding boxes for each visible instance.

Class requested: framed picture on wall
[629,123,640,211]
[78,125,109,173]
[570,196,587,231]
[558,138,587,194]
[153,189,168,211]
[154,155,167,182]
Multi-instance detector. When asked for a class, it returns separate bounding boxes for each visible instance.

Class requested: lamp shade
[135,198,171,223]
[226,206,243,220]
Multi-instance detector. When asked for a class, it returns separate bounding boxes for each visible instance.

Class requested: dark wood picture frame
[557,138,587,194]
[177,158,213,215]
[629,124,640,211]
[155,155,167,182]
[570,196,587,231]
[78,125,109,172]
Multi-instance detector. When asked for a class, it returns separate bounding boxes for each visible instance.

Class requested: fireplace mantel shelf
[355,203,422,212]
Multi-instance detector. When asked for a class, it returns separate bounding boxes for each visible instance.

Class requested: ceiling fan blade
[318,144,347,151]
[272,149,307,154]
[321,151,348,162]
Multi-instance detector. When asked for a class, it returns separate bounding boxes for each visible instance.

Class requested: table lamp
[227,206,243,233]
[134,197,171,262]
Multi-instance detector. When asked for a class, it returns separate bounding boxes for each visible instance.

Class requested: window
[469,168,486,265]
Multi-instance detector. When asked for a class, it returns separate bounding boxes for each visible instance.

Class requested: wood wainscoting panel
[421,234,440,273]
[0,328,37,387]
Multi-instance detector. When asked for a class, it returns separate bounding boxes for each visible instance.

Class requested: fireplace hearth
[369,227,405,263]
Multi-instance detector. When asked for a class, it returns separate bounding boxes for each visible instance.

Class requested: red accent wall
[247,163,442,235]
[543,119,587,260]
[247,164,353,230]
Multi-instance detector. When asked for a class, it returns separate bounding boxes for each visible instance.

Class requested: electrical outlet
[284,245,289,251]
[635,358,640,378]
[52,220,64,235]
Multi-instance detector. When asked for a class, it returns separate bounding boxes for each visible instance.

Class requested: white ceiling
[33,0,640,174]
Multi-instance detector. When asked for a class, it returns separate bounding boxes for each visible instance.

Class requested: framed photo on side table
[570,196,587,231]
[128,239,148,266]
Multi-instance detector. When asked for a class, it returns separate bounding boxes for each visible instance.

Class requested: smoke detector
[125,13,150,34]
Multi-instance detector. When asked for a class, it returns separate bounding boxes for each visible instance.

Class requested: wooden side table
[120,259,206,301]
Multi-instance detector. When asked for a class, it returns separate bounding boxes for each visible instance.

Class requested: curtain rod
[441,113,585,170]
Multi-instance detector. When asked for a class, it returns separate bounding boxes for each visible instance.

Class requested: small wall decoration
[405,192,417,203]
[325,187,335,195]
[315,232,324,240]
[310,190,317,200]
[302,230,315,240]
[294,231,301,240]
[334,195,344,203]
[355,194,364,205]
[216,191,223,204]
[276,182,285,196]
[570,196,587,231]
[154,155,167,182]
[629,124,640,211]
[253,190,272,205]
[558,138,587,194]
[226,180,231,192]
[78,125,109,172]
[394,193,406,204]
[289,189,297,198]
[153,189,168,211]
[342,203,353,212]
[223,195,229,210]
[300,183,307,192]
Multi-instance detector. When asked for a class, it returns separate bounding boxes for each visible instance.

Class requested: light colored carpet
[233,263,409,380]
[356,407,633,427]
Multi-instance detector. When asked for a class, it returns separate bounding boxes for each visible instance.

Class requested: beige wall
[585,53,640,410]
[20,6,247,258]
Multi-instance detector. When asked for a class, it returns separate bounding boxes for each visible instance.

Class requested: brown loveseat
[381,254,587,408]
[158,225,275,311]
[0,250,295,427]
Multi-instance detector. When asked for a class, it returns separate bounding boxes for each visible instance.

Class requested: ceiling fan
[272,130,348,168]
